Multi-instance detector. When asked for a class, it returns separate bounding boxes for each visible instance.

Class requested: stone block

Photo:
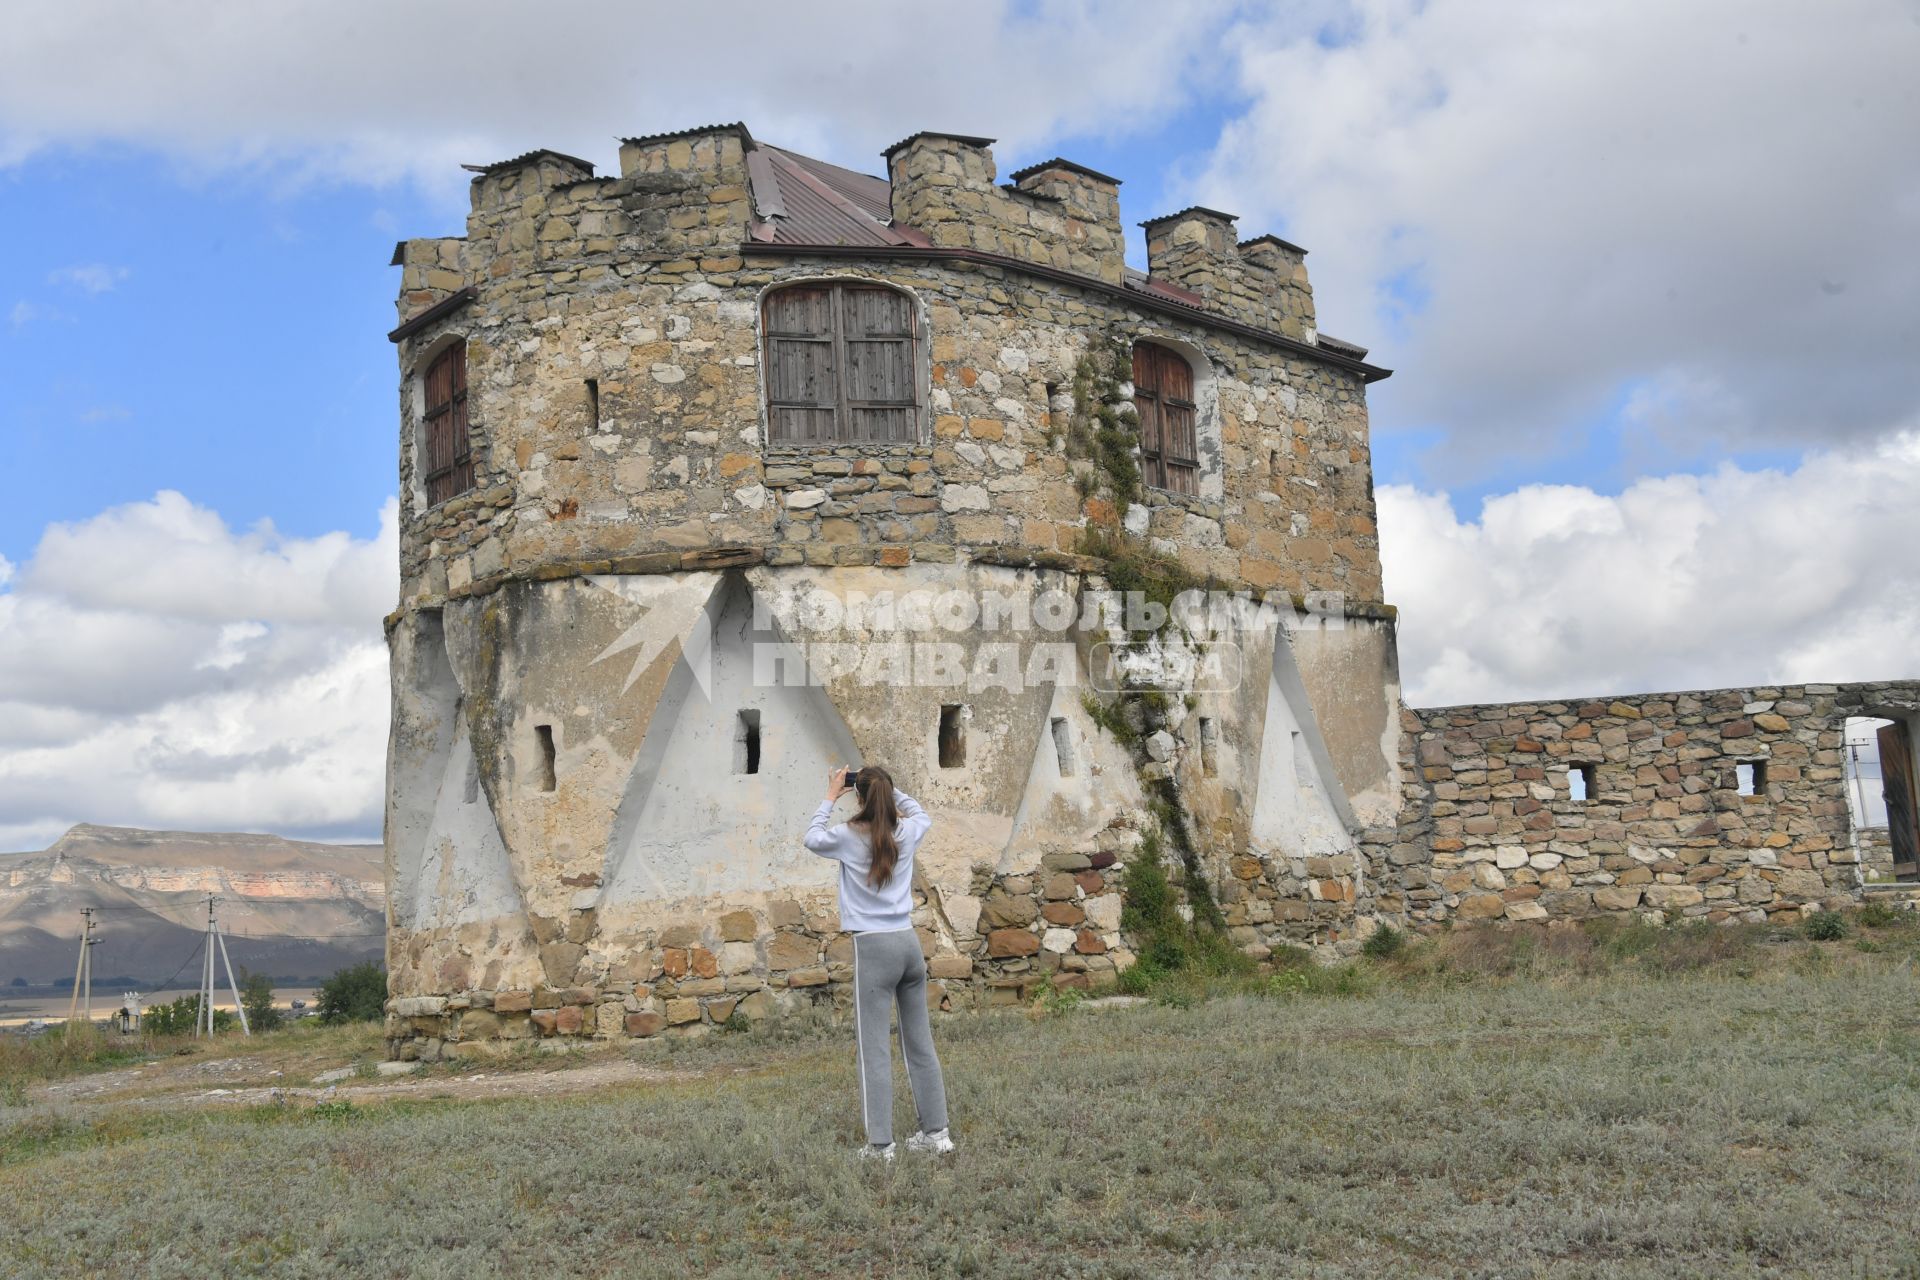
[981,890,1038,928]
[987,928,1041,957]
[765,932,819,970]
[929,954,974,980]
[1041,901,1085,926]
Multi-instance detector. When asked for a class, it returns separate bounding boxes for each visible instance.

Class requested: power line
[140,933,209,997]
[224,931,385,941]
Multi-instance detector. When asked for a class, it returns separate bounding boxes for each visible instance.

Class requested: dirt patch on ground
[31,1048,707,1110]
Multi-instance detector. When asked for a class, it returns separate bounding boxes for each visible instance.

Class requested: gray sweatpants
[852,928,948,1146]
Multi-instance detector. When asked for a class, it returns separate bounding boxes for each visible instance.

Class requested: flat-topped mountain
[0,825,385,985]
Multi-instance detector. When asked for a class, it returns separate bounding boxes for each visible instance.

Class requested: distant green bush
[241,970,282,1033]
[1802,911,1849,942]
[1361,924,1407,959]
[1858,900,1908,929]
[142,994,234,1036]
[316,962,387,1025]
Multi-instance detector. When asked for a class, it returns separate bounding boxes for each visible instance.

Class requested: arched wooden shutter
[1133,341,1197,495]
[423,341,474,505]
[764,287,838,444]
[765,283,918,444]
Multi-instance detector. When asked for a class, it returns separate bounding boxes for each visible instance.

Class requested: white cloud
[0,1,1233,198]
[1194,0,1920,478]
[7,300,33,330]
[47,263,129,294]
[0,493,397,850]
[1379,432,1920,706]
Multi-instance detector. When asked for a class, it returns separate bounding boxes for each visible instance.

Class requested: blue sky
[0,0,1913,846]
[0,149,435,560]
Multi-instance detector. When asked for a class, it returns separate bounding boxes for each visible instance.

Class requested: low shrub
[1360,924,1407,960]
[1858,900,1909,929]
[142,994,236,1036]
[1266,962,1373,999]
[317,962,388,1025]
[241,970,283,1033]
[1030,984,1087,1017]
[1803,910,1849,942]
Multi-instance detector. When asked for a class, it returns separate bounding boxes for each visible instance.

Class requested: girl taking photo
[803,765,953,1161]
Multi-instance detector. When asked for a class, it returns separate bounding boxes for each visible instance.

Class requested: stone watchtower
[381,124,1399,1056]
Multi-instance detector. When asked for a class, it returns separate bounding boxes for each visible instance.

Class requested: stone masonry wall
[382,125,1398,1058]
[390,126,1384,622]
[387,764,1377,1061]
[1376,680,1920,929]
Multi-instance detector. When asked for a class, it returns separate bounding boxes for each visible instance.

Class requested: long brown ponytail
[852,765,901,887]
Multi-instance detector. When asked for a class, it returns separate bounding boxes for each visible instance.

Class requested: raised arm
[893,789,932,844]
[803,798,843,856]
[804,767,851,857]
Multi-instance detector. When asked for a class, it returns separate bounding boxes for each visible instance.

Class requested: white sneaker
[858,1142,896,1163]
[905,1128,955,1155]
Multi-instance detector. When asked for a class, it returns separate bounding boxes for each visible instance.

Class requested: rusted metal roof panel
[772,148,892,222]
[1123,268,1204,308]
[749,147,908,249]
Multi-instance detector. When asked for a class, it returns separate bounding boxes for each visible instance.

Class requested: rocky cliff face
[0,825,386,985]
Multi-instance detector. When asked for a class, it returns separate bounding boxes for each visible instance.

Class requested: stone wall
[388,125,1386,621]
[386,789,1383,1059]
[1376,680,1920,928]
[380,123,1412,1058]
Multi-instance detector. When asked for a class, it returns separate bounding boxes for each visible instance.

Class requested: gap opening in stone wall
[534,725,558,793]
[1050,715,1075,777]
[736,709,762,775]
[1290,730,1311,787]
[1199,716,1218,777]
[1568,763,1596,803]
[585,378,600,430]
[1735,760,1766,797]
[939,704,967,769]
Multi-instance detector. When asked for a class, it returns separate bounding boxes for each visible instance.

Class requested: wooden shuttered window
[765,284,918,444]
[423,341,474,506]
[1132,341,1198,496]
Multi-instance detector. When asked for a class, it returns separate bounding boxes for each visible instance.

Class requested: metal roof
[1006,157,1122,187]
[619,122,755,148]
[461,149,595,177]
[880,131,997,159]
[746,146,926,249]
[1238,233,1308,257]
[1140,205,1239,228]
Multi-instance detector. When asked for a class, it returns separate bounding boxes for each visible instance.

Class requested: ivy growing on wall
[1062,332,1247,990]
[1062,334,1142,521]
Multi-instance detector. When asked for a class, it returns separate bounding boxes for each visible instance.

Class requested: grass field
[3,917,1919,1279]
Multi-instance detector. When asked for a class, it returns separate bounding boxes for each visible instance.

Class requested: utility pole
[197,896,250,1038]
[216,911,250,1037]
[199,895,216,1037]
[64,908,96,1032]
